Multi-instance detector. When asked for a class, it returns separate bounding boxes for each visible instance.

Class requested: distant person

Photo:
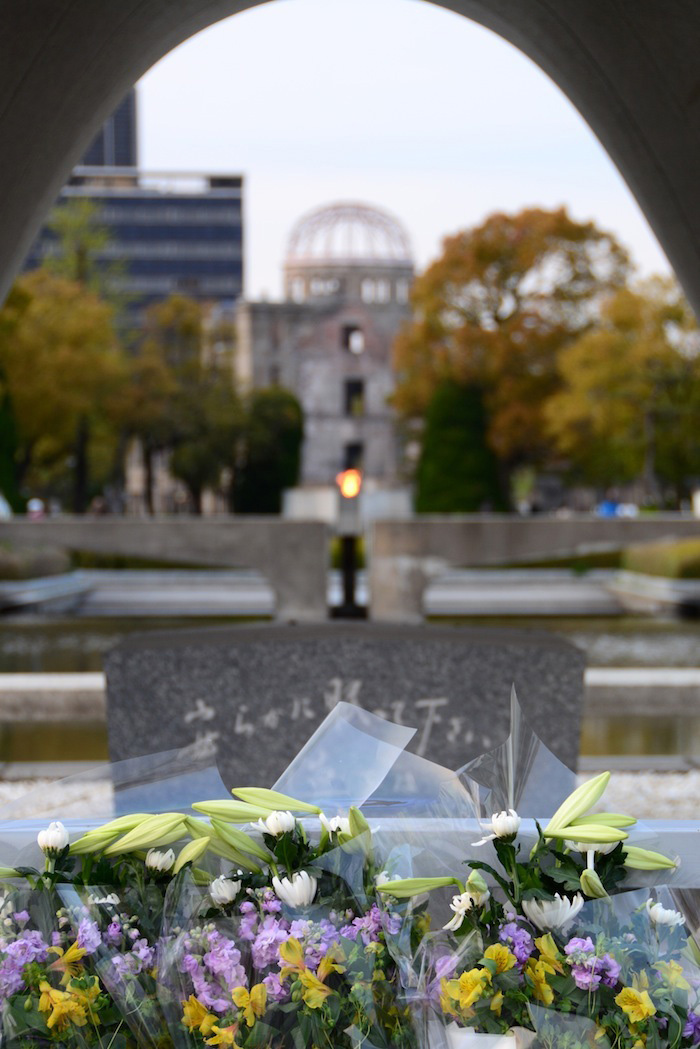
[27,497,45,520]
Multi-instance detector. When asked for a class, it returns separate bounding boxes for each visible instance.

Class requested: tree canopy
[393,206,630,471]
[546,277,700,499]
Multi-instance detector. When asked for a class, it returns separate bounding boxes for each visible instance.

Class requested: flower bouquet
[0,695,694,1049]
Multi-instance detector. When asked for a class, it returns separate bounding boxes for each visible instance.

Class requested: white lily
[272,870,317,907]
[257,810,296,836]
[375,870,391,887]
[210,875,242,906]
[521,892,584,932]
[37,821,69,856]
[319,813,352,837]
[443,886,490,931]
[646,899,684,927]
[472,809,520,846]
[145,847,175,873]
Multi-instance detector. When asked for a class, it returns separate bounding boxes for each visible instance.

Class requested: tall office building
[24,90,244,326]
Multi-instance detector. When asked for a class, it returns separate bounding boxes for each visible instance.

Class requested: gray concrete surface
[369,517,700,621]
[0,519,329,622]
[3,3,700,322]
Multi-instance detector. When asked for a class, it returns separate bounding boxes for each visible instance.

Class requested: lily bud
[271,870,317,907]
[173,836,210,874]
[232,787,321,815]
[192,800,271,823]
[376,876,461,899]
[210,819,270,862]
[580,868,608,899]
[210,875,242,906]
[257,811,296,836]
[145,848,175,873]
[544,823,627,844]
[37,821,68,856]
[466,869,489,895]
[623,846,677,871]
[544,772,610,835]
[103,813,185,856]
[569,812,636,829]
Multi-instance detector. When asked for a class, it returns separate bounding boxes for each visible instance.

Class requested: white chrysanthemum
[257,810,296,836]
[37,821,69,855]
[443,887,490,931]
[210,876,242,906]
[145,848,175,873]
[319,813,351,836]
[646,899,684,927]
[521,892,584,931]
[472,809,521,846]
[272,870,317,907]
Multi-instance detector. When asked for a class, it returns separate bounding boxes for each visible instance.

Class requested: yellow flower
[439,979,458,1018]
[48,941,87,985]
[205,1023,242,1046]
[37,983,87,1031]
[182,995,218,1036]
[232,983,267,1027]
[534,934,564,973]
[527,959,555,1005]
[490,990,504,1016]
[483,945,516,974]
[279,936,306,980]
[615,988,656,1024]
[656,961,690,991]
[444,968,492,1011]
[299,969,334,1009]
[317,948,346,982]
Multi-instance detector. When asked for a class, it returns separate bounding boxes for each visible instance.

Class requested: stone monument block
[103,623,585,787]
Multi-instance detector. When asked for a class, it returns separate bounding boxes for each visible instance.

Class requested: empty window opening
[341,324,364,354]
[375,279,390,303]
[396,279,410,304]
[269,364,280,385]
[361,278,375,303]
[344,378,365,417]
[344,442,364,470]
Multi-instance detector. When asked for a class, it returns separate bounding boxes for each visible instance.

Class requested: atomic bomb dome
[286,202,412,264]
[283,201,414,304]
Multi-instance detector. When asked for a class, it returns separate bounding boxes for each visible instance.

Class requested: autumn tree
[393,207,630,481]
[545,277,700,501]
[233,388,304,513]
[0,270,126,507]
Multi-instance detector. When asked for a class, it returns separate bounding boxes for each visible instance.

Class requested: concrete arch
[2,1,700,315]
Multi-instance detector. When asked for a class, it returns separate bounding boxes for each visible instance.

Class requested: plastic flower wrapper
[0,741,228,872]
[155,807,413,1049]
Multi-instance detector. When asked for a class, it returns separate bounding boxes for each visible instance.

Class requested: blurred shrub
[622,538,700,579]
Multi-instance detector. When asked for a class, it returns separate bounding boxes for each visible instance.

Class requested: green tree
[393,207,630,479]
[129,295,242,513]
[415,381,504,512]
[546,277,700,502]
[0,270,126,507]
[234,388,304,513]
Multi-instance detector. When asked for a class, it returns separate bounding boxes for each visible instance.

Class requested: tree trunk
[144,444,155,515]
[73,414,89,513]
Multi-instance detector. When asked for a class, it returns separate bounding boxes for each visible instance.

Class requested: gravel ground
[0,773,697,820]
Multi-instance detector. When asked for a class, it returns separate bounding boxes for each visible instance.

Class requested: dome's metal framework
[286,202,412,264]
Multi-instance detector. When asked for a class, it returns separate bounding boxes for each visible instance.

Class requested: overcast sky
[137,0,671,301]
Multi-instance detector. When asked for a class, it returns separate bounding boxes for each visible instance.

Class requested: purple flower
[262,892,282,914]
[571,963,601,991]
[12,912,28,925]
[564,937,595,956]
[263,970,288,1002]
[499,922,533,966]
[684,1012,700,1043]
[5,930,48,967]
[104,921,122,946]
[77,918,101,955]
[252,917,288,970]
[597,953,620,988]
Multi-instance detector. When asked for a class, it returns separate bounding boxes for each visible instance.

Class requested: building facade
[23,90,244,327]
[236,202,414,488]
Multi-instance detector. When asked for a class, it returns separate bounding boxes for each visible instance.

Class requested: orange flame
[336,469,362,499]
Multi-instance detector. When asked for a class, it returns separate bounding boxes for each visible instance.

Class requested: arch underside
[1,0,700,313]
